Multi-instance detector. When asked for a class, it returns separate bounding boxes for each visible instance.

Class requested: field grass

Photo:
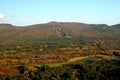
[68,57,102,64]
[32,56,102,67]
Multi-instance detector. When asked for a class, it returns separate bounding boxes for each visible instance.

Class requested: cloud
[0,14,5,19]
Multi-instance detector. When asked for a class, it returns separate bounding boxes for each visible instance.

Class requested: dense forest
[0,22,120,79]
[0,38,120,65]
[0,60,119,80]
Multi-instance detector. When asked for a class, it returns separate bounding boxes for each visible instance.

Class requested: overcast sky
[0,0,120,26]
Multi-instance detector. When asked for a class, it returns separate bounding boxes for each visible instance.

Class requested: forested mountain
[0,22,120,41]
[0,22,120,79]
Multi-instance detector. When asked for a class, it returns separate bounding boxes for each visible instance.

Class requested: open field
[32,54,120,67]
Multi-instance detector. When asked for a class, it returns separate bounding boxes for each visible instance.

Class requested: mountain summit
[0,22,120,40]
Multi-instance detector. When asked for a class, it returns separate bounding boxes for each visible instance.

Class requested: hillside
[0,22,120,79]
[0,22,120,41]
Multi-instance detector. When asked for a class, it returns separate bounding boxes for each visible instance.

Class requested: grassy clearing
[68,57,102,64]
[32,56,102,67]
[12,55,118,68]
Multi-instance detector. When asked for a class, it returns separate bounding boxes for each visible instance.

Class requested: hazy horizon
[0,0,120,26]
[0,21,119,26]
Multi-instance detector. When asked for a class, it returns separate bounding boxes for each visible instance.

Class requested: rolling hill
[0,22,120,42]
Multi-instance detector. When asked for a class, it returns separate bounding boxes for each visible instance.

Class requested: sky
[0,0,120,26]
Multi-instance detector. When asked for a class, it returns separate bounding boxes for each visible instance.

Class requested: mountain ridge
[0,22,120,41]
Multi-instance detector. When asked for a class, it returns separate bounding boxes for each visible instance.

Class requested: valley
[0,22,120,79]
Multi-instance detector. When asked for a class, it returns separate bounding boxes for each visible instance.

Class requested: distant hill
[0,22,120,42]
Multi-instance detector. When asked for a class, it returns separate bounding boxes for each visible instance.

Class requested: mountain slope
[0,22,120,41]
